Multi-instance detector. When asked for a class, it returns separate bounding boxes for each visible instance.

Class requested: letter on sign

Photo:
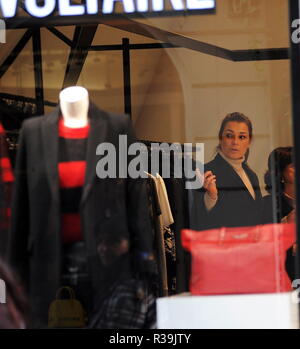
[59,0,85,16]
[25,0,56,18]
[0,0,18,18]
[187,0,215,10]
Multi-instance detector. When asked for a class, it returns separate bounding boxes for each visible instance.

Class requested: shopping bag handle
[181,226,261,250]
[56,286,75,300]
[219,226,261,244]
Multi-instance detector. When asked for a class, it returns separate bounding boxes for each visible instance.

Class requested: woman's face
[220,121,251,160]
[97,237,129,266]
[283,163,295,184]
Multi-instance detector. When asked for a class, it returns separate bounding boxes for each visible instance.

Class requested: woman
[262,147,295,282]
[194,112,262,230]
[262,147,294,224]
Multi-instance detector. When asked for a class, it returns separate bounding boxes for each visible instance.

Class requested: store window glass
[0,0,298,329]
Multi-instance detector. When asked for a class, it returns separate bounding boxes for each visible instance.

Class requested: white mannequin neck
[59,86,89,128]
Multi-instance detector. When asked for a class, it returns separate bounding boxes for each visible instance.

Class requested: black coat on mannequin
[9,103,154,327]
[191,153,262,231]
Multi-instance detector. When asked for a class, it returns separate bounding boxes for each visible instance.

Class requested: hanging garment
[154,174,174,227]
[161,153,191,294]
[154,174,176,294]
[0,122,14,258]
[141,145,192,294]
[184,155,204,230]
[9,103,155,328]
[146,173,168,297]
[145,176,161,296]
[147,173,176,296]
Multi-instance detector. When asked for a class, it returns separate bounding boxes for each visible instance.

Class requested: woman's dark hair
[218,112,253,141]
[217,112,253,160]
[264,147,293,194]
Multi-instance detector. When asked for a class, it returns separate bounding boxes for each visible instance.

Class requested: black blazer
[261,194,295,282]
[191,153,262,230]
[262,194,296,281]
[262,194,294,224]
[8,103,154,327]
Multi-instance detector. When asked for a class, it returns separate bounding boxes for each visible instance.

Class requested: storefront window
[0,0,298,330]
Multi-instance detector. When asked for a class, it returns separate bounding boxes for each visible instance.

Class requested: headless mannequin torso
[59,86,89,128]
[58,86,92,317]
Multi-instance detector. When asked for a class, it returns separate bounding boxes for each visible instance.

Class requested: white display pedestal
[157,292,299,329]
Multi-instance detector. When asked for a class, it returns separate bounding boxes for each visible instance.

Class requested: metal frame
[32,28,44,115]
[4,15,290,61]
[1,2,300,322]
[0,30,33,79]
[0,17,291,118]
[62,25,99,88]
[122,38,132,117]
[289,0,300,286]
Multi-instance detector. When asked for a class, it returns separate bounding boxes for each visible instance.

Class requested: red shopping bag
[182,223,295,295]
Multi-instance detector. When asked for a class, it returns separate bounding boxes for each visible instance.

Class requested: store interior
[0,0,293,192]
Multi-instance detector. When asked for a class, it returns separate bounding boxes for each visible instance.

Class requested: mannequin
[59,86,89,128]
[57,86,92,319]
[9,87,155,328]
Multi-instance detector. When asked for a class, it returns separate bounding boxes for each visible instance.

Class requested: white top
[146,172,174,227]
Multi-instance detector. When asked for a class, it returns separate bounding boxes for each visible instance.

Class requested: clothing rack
[141,139,194,294]
[140,140,200,153]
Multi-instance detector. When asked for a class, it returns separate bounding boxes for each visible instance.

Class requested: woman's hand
[196,169,218,199]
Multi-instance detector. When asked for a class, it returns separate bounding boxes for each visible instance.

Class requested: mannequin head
[59,86,89,128]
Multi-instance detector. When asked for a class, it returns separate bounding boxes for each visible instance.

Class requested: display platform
[157,292,299,329]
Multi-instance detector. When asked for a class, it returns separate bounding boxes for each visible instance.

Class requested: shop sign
[0,0,215,19]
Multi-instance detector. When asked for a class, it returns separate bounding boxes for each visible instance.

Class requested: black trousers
[60,241,94,324]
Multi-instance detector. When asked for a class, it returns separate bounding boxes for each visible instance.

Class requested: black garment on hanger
[160,152,191,293]
[146,177,163,297]
[140,143,192,294]
[163,176,191,293]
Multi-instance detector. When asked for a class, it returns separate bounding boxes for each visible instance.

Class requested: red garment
[58,119,89,244]
[0,122,14,235]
